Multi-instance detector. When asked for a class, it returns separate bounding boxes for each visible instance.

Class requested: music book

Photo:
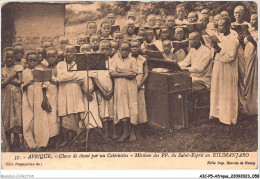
[146,44,160,51]
[71,53,108,71]
[111,25,120,34]
[203,35,220,44]
[134,27,140,35]
[185,23,204,32]
[231,24,249,33]
[33,69,52,82]
[172,40,189,49]
[146,50,165,60]
[75,45,81,53]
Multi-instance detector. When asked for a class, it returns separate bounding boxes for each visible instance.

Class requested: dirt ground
[58,116,258,153]
[11,112,257,153]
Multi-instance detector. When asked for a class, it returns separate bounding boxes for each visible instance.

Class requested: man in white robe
[210,16,240,125]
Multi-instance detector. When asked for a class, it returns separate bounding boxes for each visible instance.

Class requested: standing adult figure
[210,16,240,125]
[244,14,258,115]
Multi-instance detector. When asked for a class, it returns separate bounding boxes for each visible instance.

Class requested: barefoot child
[43,47,61,147]
[80,44,102,130]
[1,47,23,150]
[57,45,86,146]
[110,41,138,142]
[130,40,148,141]
[92,40,117,138]
[22,51,50,151]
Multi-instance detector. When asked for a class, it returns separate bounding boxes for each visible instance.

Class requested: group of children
[2,4,258,151]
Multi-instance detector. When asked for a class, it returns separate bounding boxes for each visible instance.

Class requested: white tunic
[210,32,240,125]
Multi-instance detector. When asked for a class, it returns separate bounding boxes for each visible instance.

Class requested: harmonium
[145,55,192,130]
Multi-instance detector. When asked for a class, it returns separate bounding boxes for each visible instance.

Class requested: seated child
[90,34,101,52]
[77,34,88,46]
[173,27,188,62]
[130,39,148,140]
[165,15,176,40]
[100,21,113,40]
[57,45,86,146]
[175,4,188,25]
[187,11,198,23]
[22,51,50,151]
[110,41,138,142]
[154,26,170,51]
[92,40,117,138]
[162,40,177,62]
[113,31,124,46]
[2,47,23,150]
[12,43,26,67]
[80,44,91,54]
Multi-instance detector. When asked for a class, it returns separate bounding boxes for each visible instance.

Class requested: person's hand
[125,72,136,80]
[137,84,142,91]
[50,79,57,85]
[86,92,93,102]
[27,80,34,86]
[11,70,18,78]
[237,31,245,41]
[104,90,113,100]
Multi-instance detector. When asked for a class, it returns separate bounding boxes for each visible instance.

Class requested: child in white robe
[57,45,86,146]
[110,41,138,142]
[22,51,49,151]
[92,40,117,138]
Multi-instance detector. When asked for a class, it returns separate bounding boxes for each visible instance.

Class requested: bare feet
[129,132,136,142]
[118,132,129,142]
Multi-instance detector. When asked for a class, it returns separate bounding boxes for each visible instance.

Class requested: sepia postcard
[1,1,259,176]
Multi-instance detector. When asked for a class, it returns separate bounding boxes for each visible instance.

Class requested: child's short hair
[188,11,198,18]
[26,51,39,59]
[101,20,111,28]
[130,39,141,46]
[110,40,119,47]
[64,44,77,53]
[87,21,97,28]
[166,15,175,20]
[90,34,101,41]
[120,40,131,48]
[46,47,58,55]
[162,39,172,45]
[106,12,114,16]
[12,43,23,48]
[100,40,111,48]
[3,47,14,54]
[176,3,185,10]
